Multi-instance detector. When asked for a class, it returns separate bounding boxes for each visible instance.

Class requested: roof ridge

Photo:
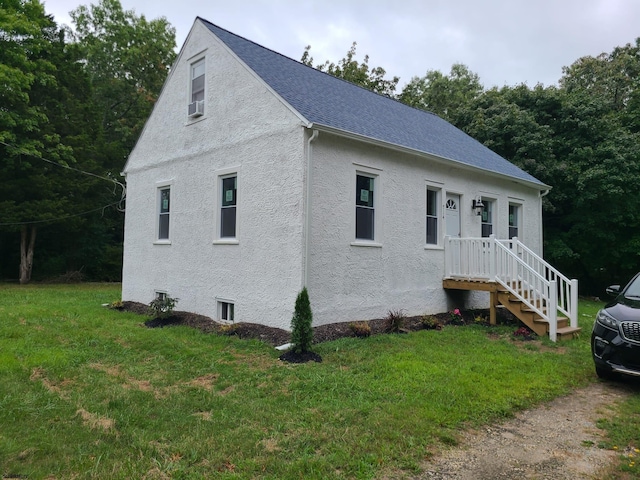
[196,17,443,119]
[196,16,545,188]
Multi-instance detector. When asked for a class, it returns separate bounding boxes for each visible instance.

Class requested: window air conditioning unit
[188,100,204,118]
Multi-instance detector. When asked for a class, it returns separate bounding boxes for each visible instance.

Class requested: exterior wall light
[472,197,484,216]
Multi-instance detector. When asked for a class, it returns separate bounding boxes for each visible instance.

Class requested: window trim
[425,183,443,248]
[481,197,494,238]
[154,180,173,244]
[351,166,382,247]
[213,167,240,245]
[188,57,205,119]
[220,174,237,239]
[217,298,235,323]
[508,201,522,240]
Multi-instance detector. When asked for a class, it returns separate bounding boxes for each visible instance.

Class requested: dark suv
[592,272,640,379]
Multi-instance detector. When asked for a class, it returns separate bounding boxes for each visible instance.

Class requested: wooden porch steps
[443,278,581,341]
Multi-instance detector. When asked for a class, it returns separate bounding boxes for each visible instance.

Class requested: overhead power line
[0,201,123,226]
[0,140,127,225]
[0,140,126,201]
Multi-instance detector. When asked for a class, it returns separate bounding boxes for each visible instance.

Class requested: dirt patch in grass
[76,408,116,432]
[30,367,71,399]
[186,374,219,391]
[192,411,212,421]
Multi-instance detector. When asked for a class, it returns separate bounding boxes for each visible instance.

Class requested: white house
[122,18,579,339]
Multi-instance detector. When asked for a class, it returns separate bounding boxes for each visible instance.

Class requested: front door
[445,193,461,237]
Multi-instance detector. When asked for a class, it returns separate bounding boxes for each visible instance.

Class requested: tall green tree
[301,42,399,97]
[456,85,560,189]
[0,0,174,283]
[399,63,483,123]
[456,67,640,292]
[0,0,85,283]
[69,0,177,170]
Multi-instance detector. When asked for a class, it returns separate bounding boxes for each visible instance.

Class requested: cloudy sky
[45,0,639,89]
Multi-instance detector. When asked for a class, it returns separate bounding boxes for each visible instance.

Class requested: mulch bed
[122,301,519,348]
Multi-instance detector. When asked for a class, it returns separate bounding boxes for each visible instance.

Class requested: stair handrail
[493,238,558,341]
[498,237,578,329]
[444,236,574,342]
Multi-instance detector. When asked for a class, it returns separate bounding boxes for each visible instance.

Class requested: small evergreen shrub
[385,309,406,333]
[421,314,442,330]
[349,321,371,338]
[148,296,178,319]
[290,288,313,353]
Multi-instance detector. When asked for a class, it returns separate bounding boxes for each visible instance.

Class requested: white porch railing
[444,235,578,342]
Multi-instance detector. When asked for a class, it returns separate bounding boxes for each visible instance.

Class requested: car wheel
[595,365,616,380]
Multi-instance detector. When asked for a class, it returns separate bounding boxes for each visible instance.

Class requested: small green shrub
[291,288,313,353]
[217,323,238,336]
[385,309,406,333]
[349,321,371,338]
[148,296,178,319]
[512,326,535,339]
[108,300,124,310]
[448,308,464,325]
[421,314,442,330]
[474,313,487,324]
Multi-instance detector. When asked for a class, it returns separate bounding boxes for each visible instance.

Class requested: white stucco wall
[122,21,307,329]
[307,132,544,326]
[123,20,546,331]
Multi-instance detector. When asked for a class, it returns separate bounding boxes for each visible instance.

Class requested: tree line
[0,0,175,283]
[2,0,638,294]
[303,41,640,293]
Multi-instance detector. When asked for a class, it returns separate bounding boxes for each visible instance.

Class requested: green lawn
[0,284,622,479]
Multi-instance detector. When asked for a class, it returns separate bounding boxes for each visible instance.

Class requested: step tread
[557,326,581,334]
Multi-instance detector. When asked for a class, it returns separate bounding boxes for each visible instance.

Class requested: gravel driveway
[416,381,634,479]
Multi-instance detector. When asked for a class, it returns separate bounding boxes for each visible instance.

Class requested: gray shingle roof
[200,18,546,188]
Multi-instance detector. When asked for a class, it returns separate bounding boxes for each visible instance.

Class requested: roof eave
[307,123,550,191]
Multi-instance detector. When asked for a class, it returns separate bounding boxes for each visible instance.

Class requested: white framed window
[155,291,167,301]
[214,168,240,244]
[509,203,520,239]
[218,300,235,322]
[481,199,494,238]
[220,174,237,239]
[355,173,375,240]
[188,58,205,117]
[426,186,441,245]
[157,186,171,241]
[352,165,382,247]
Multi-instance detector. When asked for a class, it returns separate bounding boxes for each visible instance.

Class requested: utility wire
[0,140,127,224]
[0,201,123,226]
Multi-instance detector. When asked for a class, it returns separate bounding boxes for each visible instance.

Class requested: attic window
[189,59,205,117]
